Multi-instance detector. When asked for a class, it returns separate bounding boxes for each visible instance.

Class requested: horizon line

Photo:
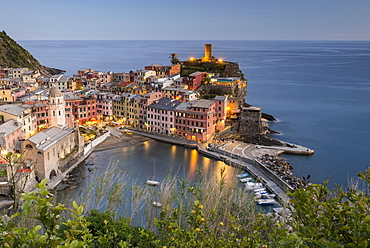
[17,39,370,42]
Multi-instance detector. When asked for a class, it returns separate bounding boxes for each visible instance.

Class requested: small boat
[257,198,277,205]
[152,202,162,207]
[239,177,253,183]
[244,182,264,190]
[237,173,249,178]
[255,193,276,199]
[254,188,267,193]
[145,180,160,186]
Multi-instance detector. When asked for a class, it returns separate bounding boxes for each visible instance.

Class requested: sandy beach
[93,132,151,152]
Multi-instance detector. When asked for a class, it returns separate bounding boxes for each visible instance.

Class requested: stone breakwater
[256,154,309,190]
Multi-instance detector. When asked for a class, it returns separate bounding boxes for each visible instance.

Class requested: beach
[94,132,151,152]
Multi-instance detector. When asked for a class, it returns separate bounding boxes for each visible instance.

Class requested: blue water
[19,40,370,187]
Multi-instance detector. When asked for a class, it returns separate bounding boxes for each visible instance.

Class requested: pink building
[146,97,181,134]
[0,119,23,153]
[96,92,119,120]
[99,72,114,86]
[23,101,51,131]
[183,72,207,91]
[213,95,227,131]
[175,99,217,143]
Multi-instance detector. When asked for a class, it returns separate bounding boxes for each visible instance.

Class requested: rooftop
[0,119,21,136]
[27,126,73,151]
[148,97,181,111]
[0,105,28,116]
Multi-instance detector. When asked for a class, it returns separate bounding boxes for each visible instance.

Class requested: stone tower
[48,87,66,127]
[237,107,263,134]
[202,44,212,62]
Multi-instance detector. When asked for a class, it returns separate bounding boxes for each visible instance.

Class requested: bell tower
[48,87,66,127]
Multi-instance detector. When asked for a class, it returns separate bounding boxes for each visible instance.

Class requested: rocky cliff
[0,31,65,77]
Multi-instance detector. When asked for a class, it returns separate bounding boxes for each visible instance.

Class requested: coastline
[93,132,151,152]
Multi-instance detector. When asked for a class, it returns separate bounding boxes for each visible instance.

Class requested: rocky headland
[0,31,65,77]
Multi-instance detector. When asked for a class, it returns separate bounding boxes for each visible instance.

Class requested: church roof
[49,87,63,98]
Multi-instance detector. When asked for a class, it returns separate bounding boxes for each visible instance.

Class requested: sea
[18,40,370,188]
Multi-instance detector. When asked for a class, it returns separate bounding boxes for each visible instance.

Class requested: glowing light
[188,149,198,180]
[218,58,224,63]
[189,57,196,62]
[1,150,8,156]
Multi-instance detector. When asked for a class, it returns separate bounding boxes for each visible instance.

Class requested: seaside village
[0,44,275,199]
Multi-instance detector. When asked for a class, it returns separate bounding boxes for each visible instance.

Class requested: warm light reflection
[188,149,198,180]
[202,157,210,173]
[213,162,235,182]
[170,145,177,160]
[143,141,150,153]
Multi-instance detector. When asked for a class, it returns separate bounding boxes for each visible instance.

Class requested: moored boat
[254,188,275,198]
[244,182,264,190]
[255,193,276,199]
[145,180,160,186]
[239,177,253,183]
[256,198,277,205]
[152,201,162,207]
[237,173,249,178]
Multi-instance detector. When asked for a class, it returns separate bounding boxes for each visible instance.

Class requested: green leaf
[359,240,368,248]
[21,200,33,215]
[73,201,78,210]
[364,215,370,223]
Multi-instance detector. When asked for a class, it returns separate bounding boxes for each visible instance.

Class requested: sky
[2,0,370,40]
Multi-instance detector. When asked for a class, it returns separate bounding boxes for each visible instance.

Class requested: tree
[0,149,35,211]
[169,53,179,64]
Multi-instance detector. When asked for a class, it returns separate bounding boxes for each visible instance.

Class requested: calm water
[19,40,370,187]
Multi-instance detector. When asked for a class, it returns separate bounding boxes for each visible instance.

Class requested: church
[20,87,84,181]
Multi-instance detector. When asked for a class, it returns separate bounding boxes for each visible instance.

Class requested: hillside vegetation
[0,31,64,76]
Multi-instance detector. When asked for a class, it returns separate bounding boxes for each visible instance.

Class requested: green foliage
[0,168,370,247]
[0,31,41,70]
[0,179,93,247]
[286,169,370,247]
[86,209,158,247]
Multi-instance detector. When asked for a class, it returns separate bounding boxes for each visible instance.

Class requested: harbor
[118,127,314,205]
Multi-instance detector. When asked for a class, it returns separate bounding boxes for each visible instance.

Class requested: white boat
[152,201,162,207]
[253,188,267,194]
[145,180,160,186]
[254,188,267,193]
[255,193,276,199]
[239,177,253,183]
[257,198,277,205]
[237,173,249,178]
[244,182,264,190]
